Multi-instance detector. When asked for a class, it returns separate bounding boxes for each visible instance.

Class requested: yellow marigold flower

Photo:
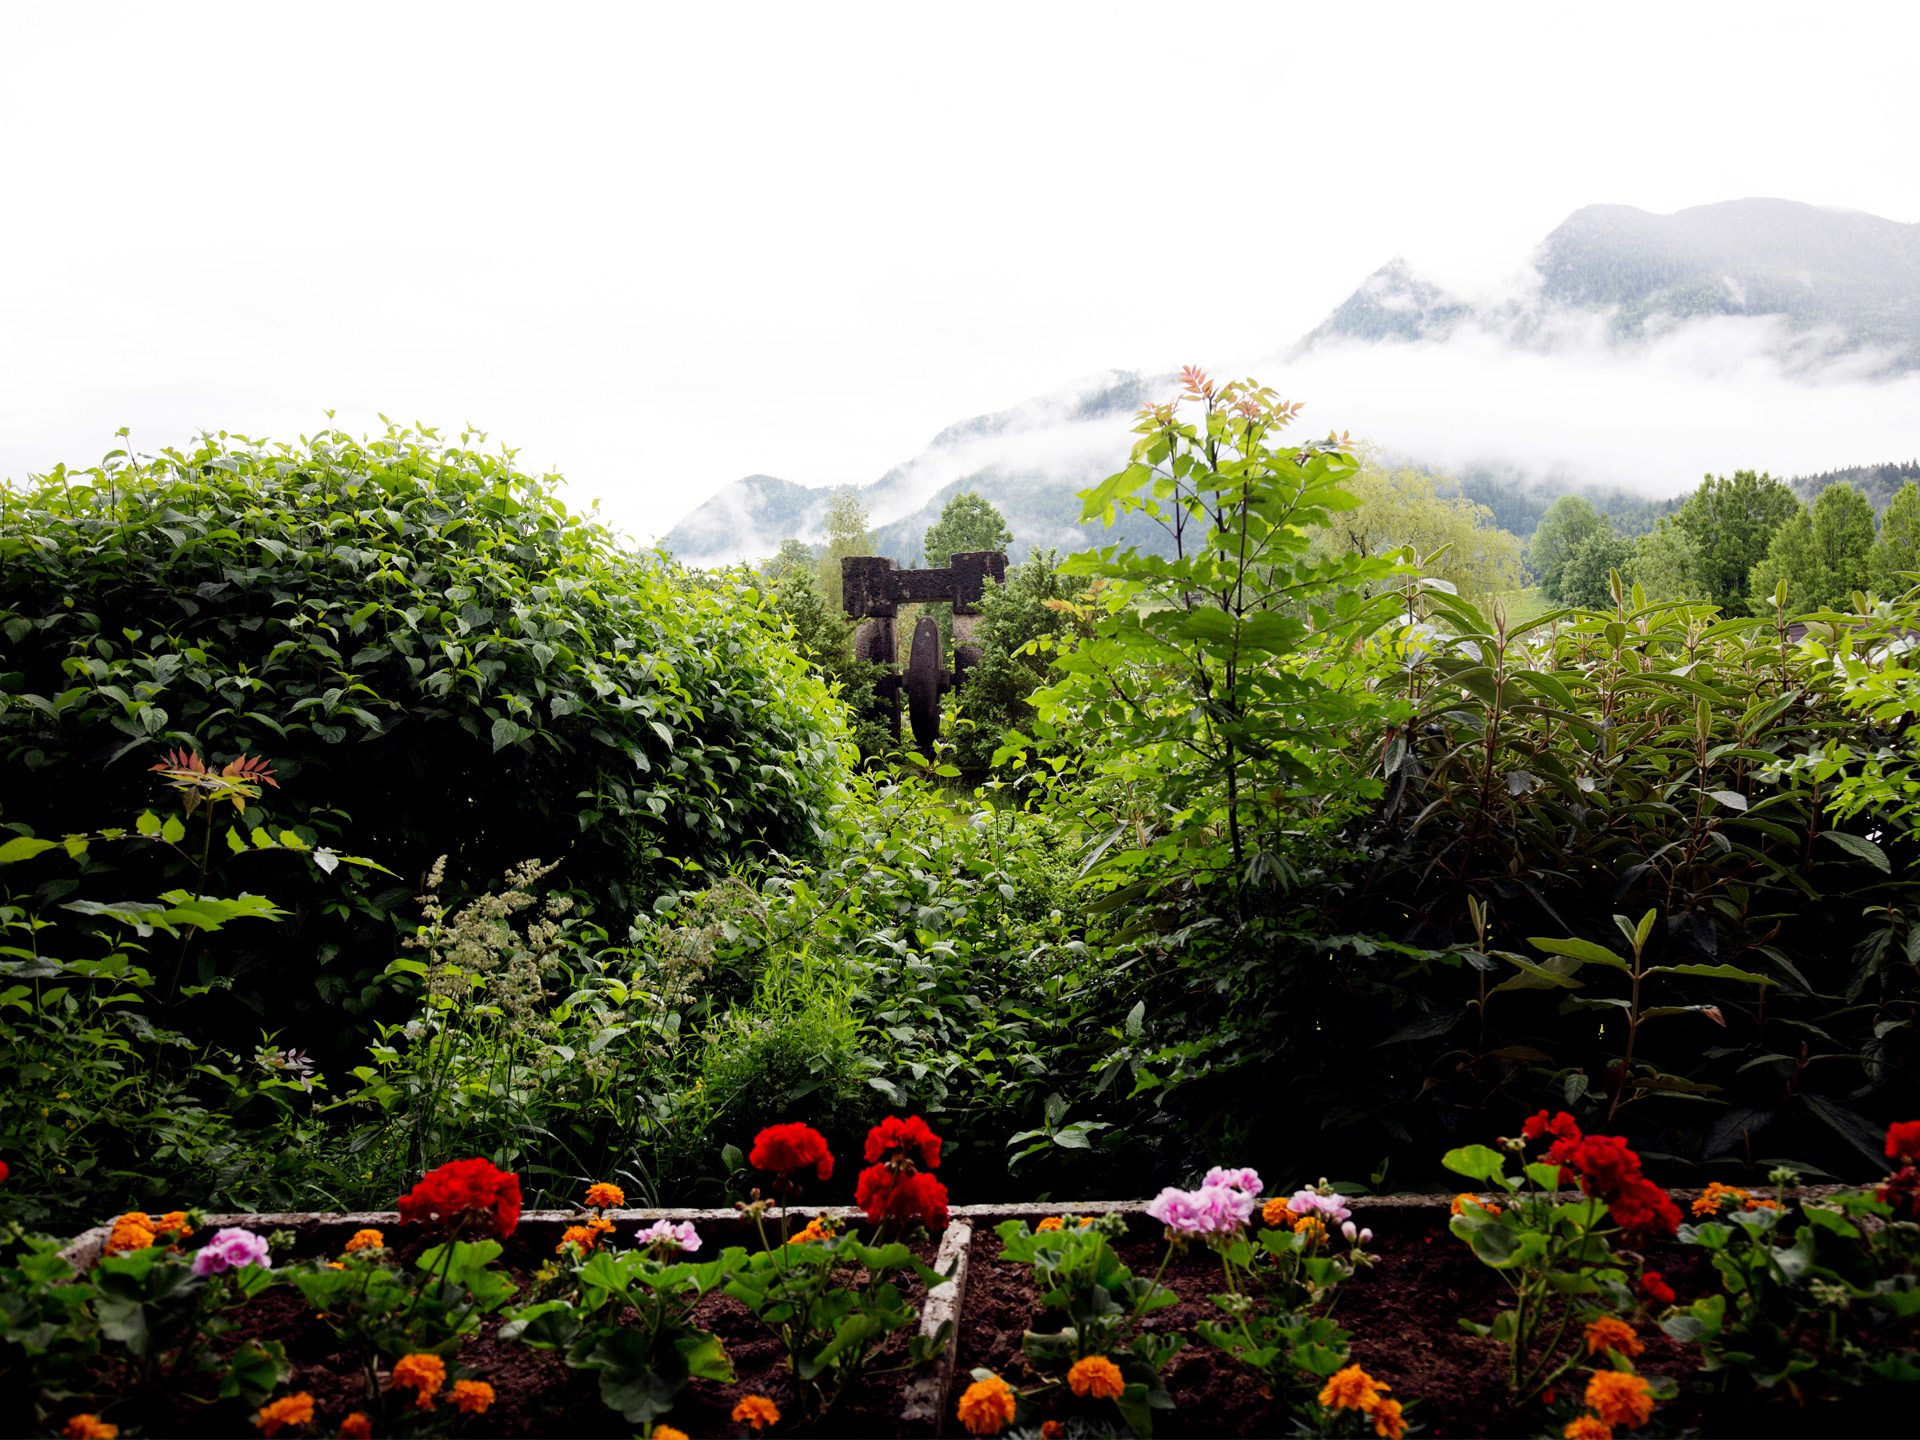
[104,1213,156,1256]
[956,1374,1017,1435]
[1261,1196,1296,1227]
[1293,1214,1328,1243]
[1370,1397,1407,1440]
[732,1395,781,1431]
[390,1353,447,1409]
[1564,1417,1612,1440]
[252,1392,315,1437]
[1450,1192,1501,1217]
[1036,1216,1065,1232]
[447,1379,494,1415]
[343,1228,384,1253]
[653,1428,690,1440]
[584,1182,625,1209]
[339,1414,373,1440]
[1583,1315,1645,1358]
[1319,1364,1389,1411]
[1068,1355,1125,1400]
[62,1417,118,1440]
[1585,1371,1654,1430]
[1691,1181,1751,1217]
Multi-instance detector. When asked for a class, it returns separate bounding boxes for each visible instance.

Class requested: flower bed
[10,1116,1920,1438]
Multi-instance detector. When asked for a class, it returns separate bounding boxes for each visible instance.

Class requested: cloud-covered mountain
[665,199,1920,566]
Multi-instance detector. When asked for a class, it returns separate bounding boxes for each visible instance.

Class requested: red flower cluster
[397,1158,522,1238]
[865,1115,942,1170]
[1887,1120,1920,1164]
[749,1123,834,1181]
[856,1115,949,1230]
[1523,1112,1680,1243]
[1639,1269,1676,1305]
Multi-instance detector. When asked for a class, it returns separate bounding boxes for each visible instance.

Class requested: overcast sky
[3,2,1916,543]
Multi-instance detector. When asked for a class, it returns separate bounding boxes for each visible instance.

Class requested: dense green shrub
[0,426,847,1060]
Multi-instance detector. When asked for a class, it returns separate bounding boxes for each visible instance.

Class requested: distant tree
[1315,461,1523,600]
[816,488,875,615]
[924,491,1015,569]
[1870,481,1920,596]
[1749,482,1875,613]
[1559,529,1634,609]
[1675,469,1800,615]
[762,536,817,585]
[1628,519,1706,603]
[1528,496,1607,600]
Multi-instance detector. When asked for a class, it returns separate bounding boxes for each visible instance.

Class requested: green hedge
[0,425,848,1054]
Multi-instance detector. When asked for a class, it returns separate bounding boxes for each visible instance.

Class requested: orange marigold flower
[156,1210,192,1238]
[1318,1365,1389,1411]
[1585,1371,1654,1429]
[1068,1355,1125,1400]
[1691,1181,1752,1216]
[1583,1316,1645,1358]
[732,1395,781,1431]
[1370,1397,1407,1439]
[786,1216,837,1245]
[104,1213,156,1256]
[1262,1196,1297,1227]
[343,1228,384,1253]
[1564,1418,1612,1440]
[390,1353,447,1408]
[1041,1424,1065,1439]
[62,1418,118,1440]
[653,1429,690,1440]
[1450,1192,1501,1217]
[584,1182,625,1209]
[1749,1197,1781,1211]
[956,1374,1017,1435]
[339,1415,373,1440]
[447,1379,494,1415]
[1293,1214,1328,1242]
[1036,1216,1065,1232]
[252,1392,315,1436]
[557,1224,598,1256]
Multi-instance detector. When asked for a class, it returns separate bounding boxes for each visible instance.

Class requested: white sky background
[2,2,1917,544]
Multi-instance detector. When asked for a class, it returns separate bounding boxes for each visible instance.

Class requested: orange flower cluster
[63,1418,117,1440]
[584,1182,625,1210]
[1041,1424,1065,1440]
[956,1373,1017,1435]
[1068,1355,1125,1400]
[1583,1316,1645,1358]
[557,1217,616,1256]
[252,1392,314,1436]
[786,1216,837,1245]
[1563,1418,1612,1440]
[343,1228,385,1254]
[1691,1182,1752,1216]
[1036,1215,1092,1233]
[449,1380,494,1415]
[1318,1365,1404,1440]
[732,1395,781,1431]
[103,1213,156,1256]
[1450,1193,1502,1218]
[389,1353,446,1409]
[1584,1371,1654,1429]
[1293,1214,1328,1243]
[652,1428,690,1440]
[1261,1197,1296,1227]
[339,1415,372,1439]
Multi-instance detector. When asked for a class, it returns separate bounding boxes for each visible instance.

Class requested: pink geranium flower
[190,1227,273,1276]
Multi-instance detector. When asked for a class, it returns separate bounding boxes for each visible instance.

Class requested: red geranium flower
[397,1158,522,1238]
[0,1159,9,1186]
[749,1123,834,1180]
[1639,1269,1676,1305]
[1521,1110,1582,1143]
[1540,1131,1678,1242]
[865,1115,942,1170]
[856,1166,949,1228]
[1879,1165,1920,1222]
[1886,1120,1920,1163]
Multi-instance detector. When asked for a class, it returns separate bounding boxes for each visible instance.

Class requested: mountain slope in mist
[1311,198,1920,370]
[665,198,1920,566]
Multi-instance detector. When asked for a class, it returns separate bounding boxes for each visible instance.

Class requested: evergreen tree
[1528,495,1606,600]
[923,491,1015,569]
[1870,481,1920,597]
[1749,482,1875,613]
[1676,469,1801,615]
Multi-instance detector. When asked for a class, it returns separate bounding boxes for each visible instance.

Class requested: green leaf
[1440,1144,1511,1185]
[0,836,61,864]
[1643,963,1771,984]
[1820,830,1890,873]
[1529,936,1632,972]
